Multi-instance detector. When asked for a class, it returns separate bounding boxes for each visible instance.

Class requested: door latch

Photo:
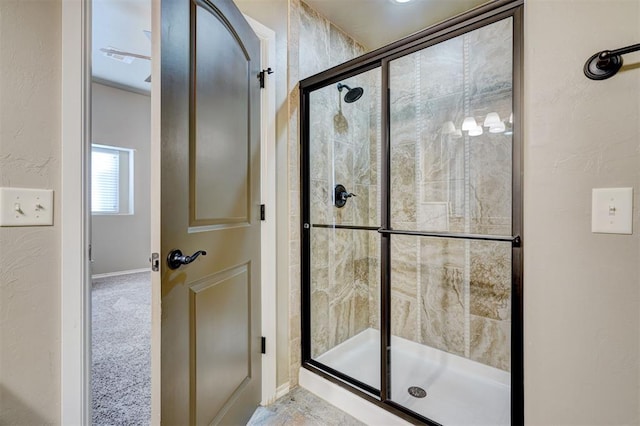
[150,252,159,272]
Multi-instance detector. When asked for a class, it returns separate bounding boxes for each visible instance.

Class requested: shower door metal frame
[300,1,524,424]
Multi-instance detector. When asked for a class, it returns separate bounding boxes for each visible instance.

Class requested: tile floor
[247,387,364,426]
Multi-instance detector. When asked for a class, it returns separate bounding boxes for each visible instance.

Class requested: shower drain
[408,386,427,398]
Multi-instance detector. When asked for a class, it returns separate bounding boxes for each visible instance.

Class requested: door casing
[61,0,92,423]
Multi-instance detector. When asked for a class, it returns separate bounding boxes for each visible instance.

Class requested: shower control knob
[334,184,356,208]
[340,191,356,201]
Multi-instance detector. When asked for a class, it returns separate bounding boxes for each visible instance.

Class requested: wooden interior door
[160,0,261,424]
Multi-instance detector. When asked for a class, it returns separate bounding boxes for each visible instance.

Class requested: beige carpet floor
[92,271,151,425]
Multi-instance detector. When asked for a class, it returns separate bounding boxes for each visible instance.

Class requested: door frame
[60,1,278,423]
[61,0,91,423]
[243,14,279,407]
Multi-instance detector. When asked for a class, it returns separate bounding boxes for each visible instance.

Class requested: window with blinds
[91,144,134,214]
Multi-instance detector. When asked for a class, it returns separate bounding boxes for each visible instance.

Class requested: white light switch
[0,187,54,226]
[592,187,633,234]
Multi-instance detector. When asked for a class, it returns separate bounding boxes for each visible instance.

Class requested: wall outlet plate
[0,187,54,226]
[591,187,633,234]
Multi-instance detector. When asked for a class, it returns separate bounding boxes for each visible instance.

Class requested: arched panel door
[160,0,261,424]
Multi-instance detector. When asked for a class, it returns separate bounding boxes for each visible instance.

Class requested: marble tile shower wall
[388,19,513,371]
[289,0,374,377]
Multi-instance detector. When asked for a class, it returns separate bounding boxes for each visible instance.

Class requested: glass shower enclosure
[300,3,523,425]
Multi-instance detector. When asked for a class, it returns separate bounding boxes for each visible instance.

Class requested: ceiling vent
[101,46,134,64]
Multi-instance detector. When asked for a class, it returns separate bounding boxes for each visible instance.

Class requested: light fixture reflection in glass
[489,122,506,133]
[468,125,483,136]
[440,111,512,139]
[483,112,501,127]
[461,117,477,131]
[392,0,413,3]
[442,121,456,134]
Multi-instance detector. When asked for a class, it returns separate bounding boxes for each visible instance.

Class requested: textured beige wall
[91,82,151,275]
[0,0,62,424]
[524,0,640,424]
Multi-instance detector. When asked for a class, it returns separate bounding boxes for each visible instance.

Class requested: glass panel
[307,66,381,391]
[390,235,511,424]
[387,17,513,424]
[309,227,380,389]
[309,67,381,228]
[389,19,513,236]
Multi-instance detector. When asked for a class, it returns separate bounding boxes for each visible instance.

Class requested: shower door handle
[167,249,207,270]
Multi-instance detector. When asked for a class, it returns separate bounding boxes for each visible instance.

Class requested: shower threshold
[314,328,510,426]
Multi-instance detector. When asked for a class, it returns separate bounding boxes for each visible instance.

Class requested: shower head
[337,83,364,103]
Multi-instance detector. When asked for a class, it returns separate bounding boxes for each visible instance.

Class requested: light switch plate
[0,187,54,226]
[592,187,633,234]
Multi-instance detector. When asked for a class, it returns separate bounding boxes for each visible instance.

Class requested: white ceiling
[303,0,492,50]
[91,0,490,92]
[92,0,151,93]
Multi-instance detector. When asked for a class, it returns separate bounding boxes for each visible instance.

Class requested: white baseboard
[299,368,410,426]
[275,382,290,400]
[91,268,150,279]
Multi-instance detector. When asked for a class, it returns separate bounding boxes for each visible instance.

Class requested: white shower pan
[308,328,510,426]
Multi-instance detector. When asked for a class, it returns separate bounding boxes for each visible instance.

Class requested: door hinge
[261,336,266,354]
[260,204,266,221]
[258,67,274,89]
[149,252,160,272]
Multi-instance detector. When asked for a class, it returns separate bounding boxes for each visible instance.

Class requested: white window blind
[91,144,134,214]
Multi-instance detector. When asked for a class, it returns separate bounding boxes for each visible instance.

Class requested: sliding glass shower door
[385,18,515,424]
[301,6,523,425]
[305,67,382,393]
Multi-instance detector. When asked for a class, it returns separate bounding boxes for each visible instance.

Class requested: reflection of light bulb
[489,122,506,133]
[442,121,456,134]
[509,112,513,124]
[468,125,483,136]
[462,117,477,131]
[452,129,463,139]
[483,112,501,127]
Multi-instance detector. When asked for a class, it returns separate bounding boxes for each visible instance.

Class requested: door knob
[167,249,207,270]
